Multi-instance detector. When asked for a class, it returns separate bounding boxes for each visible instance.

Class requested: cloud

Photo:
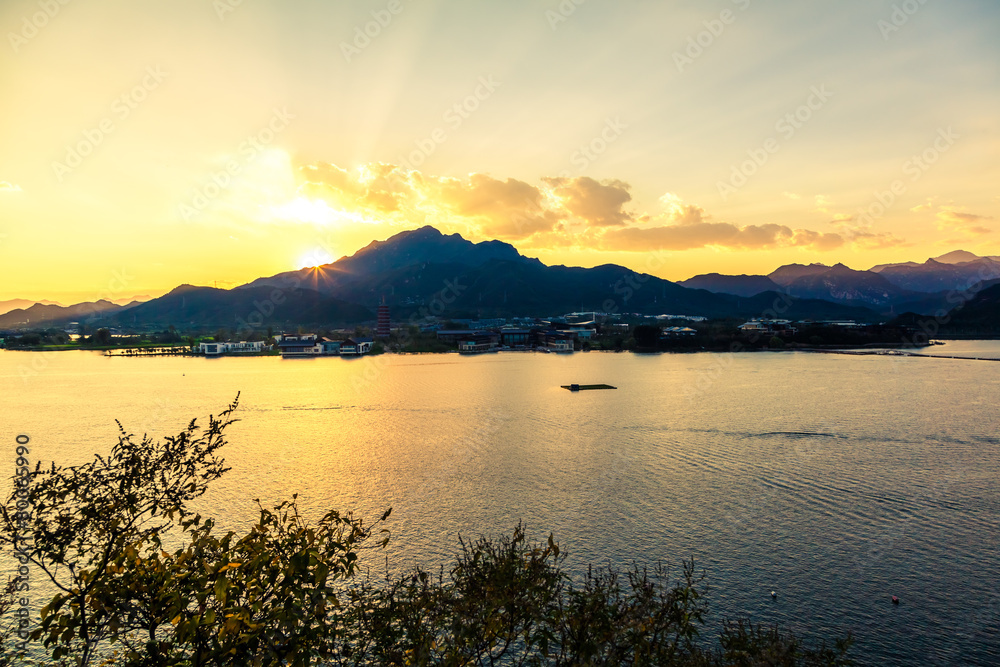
[909,197,937,213]
[848,230,909,250]
[936,208,991,227]
[0,181,22,193]
[602,222,844,251]
[599,193,843,251]
[935,206,993,236]
[282,161,854,255]
[542,176,633,227]
[811,195,866,230]
[300,161,413,214]
[432,173,562,239]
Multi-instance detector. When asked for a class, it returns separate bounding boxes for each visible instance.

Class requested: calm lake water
[2,342,999,665]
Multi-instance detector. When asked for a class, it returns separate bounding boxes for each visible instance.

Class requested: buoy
[771,591,777,599]
[892,596,899,605]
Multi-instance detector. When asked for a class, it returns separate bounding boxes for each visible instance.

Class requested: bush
[1,401,853,666]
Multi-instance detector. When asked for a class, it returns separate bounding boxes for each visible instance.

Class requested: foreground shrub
[1,400,852,666]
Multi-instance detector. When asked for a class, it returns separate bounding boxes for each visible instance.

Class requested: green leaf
[214,575,229,604]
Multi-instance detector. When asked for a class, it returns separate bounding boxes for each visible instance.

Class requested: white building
[340,337,373,356]
[199,341,265,356]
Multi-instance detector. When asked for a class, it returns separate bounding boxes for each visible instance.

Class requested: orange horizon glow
[1,1,997,303]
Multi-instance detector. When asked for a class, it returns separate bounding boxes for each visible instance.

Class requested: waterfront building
[458,332,499,353]
[340,337,373,355]
[277,334,320,357]
[199,341,266,356]
[738,319,796,335]
[499,328,532,347]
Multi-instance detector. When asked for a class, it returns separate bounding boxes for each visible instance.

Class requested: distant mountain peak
[237,225,542,295]
[165,284,211,296]
[933,250,981,264]
[768,262,831,286]
[340,225,539,271]
[677,273,782,298]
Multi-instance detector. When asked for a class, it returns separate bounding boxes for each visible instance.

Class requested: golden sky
[1,0,998,303]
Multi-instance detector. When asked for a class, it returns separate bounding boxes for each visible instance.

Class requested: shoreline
[5,341,995,360]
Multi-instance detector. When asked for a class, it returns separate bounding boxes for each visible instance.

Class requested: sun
[297,248,335,269]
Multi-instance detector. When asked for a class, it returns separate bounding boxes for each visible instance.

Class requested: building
[227,341,266,353]
[661,326,697,337]
[542,332,575,353]
[200,342,225,356]
[376,303,390,338]
[340,337,373,356]
[319,339,342,355]
[458,332,499,353]
[277,334,320,357]
[199,341,266,356]
[738,319,796,335]
[558,323,597,340]
[499,328,532,347]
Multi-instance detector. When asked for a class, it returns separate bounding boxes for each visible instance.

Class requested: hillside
[0,300,125,328]
[677,273,782,297]
[25,228,1000,331]
[238,227,881,321]
[938,283,1000,334]
[104,285,373,330]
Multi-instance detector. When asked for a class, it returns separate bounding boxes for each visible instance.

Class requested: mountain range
[232,226,878,322]
[679,252,1000,313]
[3,226,1000,332]
[0,298,64,315]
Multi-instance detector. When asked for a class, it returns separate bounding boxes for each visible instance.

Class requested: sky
[1,0,998,304]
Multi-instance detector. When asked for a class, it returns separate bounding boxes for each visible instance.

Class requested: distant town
[0,298,932,357]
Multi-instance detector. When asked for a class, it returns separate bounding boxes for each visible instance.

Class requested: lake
[2,342,998,665]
